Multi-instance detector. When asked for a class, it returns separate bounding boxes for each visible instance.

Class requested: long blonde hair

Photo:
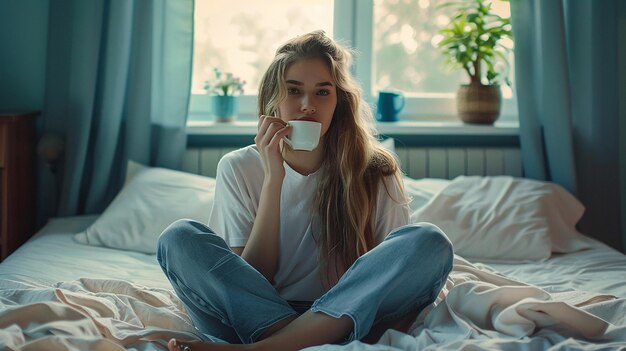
[257,31,407,285]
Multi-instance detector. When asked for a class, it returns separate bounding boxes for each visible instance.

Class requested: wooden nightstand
[0,111,38,261]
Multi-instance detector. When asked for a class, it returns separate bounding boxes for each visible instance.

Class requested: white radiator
[183,146,522,179]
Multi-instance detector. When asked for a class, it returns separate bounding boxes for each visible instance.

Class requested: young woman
[157,31,453,351]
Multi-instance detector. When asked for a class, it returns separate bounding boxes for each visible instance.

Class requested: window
[190,0,333,123]
[370,0,513,96]
[189,0,516,124]
[191,0,334,96]
[373,0,468,95]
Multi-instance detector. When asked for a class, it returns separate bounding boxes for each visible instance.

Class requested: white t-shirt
[207,145,410,301]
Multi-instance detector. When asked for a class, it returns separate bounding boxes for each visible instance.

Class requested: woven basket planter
[457,84,502,124]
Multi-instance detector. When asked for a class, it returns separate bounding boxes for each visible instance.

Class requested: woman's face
[278,57,338,139]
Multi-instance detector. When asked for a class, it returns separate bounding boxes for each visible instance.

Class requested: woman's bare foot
[166,315,298,351]
[167,338,252,351]
[167,311,352,351]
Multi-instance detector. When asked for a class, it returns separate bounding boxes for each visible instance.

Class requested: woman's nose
[300,96,316,114]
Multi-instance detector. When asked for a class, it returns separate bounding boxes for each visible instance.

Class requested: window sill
[187,120,518,135]
[186,120,520,148]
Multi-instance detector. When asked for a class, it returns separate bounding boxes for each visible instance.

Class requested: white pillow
[411,176,592,262]
[74,162,216,254]
[403,177,451,212]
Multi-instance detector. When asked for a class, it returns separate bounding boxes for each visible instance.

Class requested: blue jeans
[156,220,453,344]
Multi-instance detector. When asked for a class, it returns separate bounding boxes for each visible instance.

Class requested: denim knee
[156,219,227,269]
[388,223,454,275]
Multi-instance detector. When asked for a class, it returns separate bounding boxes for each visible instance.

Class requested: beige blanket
[0,278,199,350]
[1,258,624,351]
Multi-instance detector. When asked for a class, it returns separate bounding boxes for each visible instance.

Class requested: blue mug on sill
[376,91,405,122]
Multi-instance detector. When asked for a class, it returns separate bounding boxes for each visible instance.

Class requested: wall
[0,0,49,112]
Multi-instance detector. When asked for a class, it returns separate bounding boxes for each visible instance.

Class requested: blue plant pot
[211,95,238,122]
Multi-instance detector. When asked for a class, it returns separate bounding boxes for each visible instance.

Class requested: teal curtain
[40,0,194,218]
[510,0,624,251]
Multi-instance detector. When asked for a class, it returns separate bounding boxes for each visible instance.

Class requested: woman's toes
[168,338,178,351]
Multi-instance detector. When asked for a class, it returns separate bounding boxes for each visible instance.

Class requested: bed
[0,163,625,350]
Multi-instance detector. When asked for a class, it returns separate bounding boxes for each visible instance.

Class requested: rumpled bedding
[0,278,199,350]
[1,257,625,350]
[306,257,626,351]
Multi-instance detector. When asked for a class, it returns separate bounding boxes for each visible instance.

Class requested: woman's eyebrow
[285,79,334,87]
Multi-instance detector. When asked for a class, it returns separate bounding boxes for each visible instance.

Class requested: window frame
[187,0,518,124]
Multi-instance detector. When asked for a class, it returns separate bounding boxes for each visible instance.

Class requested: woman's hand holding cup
[255,114,291,181]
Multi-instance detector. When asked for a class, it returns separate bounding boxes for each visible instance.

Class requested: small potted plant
[437,0,513,124]
[204,68,246,122]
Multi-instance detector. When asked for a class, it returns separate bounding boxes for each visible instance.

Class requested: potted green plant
[204,68,246,122]
[437,0,513,124]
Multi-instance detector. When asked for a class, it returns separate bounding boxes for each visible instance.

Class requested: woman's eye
[317,90,330,96]
[287,88,299,94]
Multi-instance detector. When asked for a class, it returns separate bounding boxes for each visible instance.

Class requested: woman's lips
[296,117,317,122]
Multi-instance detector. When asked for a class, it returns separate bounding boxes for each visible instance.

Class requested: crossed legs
[157,220,453,351]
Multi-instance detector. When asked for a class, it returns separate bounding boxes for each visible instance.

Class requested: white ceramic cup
[283,120,322,151]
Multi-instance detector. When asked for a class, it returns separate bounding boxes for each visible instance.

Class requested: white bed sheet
[478,239,626,298]
[0,215,172,290]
